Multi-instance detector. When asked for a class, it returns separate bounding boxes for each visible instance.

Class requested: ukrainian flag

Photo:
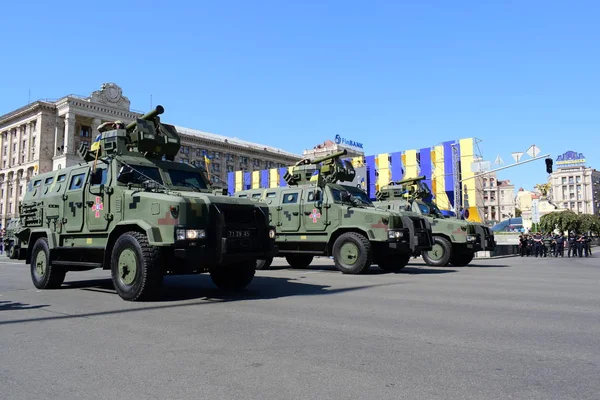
[90,134,102,152]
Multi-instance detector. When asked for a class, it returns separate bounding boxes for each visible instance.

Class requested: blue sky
[1,0,599,191]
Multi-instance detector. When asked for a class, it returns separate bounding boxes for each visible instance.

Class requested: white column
[91,117,102,141]
[63,113,76,155]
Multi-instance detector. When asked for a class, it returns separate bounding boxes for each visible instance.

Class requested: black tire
[111,231,164,301]
[449,251,475,266]
[377,253,410,272]
[332,232,372,274]
[210,260,256,291]
[30,237,66,289]
[422,236,452,266]
[285,254,313,269]
[8,245,17,259]
[256,256,273,270]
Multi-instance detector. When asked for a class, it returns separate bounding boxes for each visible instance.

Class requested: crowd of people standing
[518,232,592,258]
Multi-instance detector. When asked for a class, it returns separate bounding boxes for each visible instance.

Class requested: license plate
[228,230,251,237]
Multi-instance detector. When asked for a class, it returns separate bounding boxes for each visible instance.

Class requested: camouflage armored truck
[16,106,276,301]
[234,150,433,274]
[374,176,496,266]
[3,218,23,259]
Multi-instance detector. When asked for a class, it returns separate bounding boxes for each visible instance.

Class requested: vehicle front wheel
[111,231,164,301]
[449,250,475,266]
[30,237,66,289]
[210,260,256,291]
[422,236,452,266]
[377,253,410,272]
[332,232,372,274]
[256,256,273,270]
[8,245,17,259]
[285,254,313,269]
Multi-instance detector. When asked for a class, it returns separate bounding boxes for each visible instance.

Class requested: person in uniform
[550,233,557,256]
[543,233,552,257]
[567,232,577,257]
[519,234,527,257]
[554,232,565,257]
[533,232,543,257]
[587,234,592,256]
[527,234,534,257]
[579,233,589,257]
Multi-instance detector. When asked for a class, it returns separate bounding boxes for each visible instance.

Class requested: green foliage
[539,211,600,234]
[515,208,522,217]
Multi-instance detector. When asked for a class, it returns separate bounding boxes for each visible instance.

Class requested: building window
[227,165,234,173]
[19,185,23,195]
[569,176,574,184]
[562,177,567,184]
[214,152,220,159]
[13,143,16,151]
[576,176,581,183]
[80,126,91,137]
[22,139,26,148]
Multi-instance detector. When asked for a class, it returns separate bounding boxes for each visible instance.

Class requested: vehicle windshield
[120,165,163,184]
[165,169,208,190]
[341,185,373,206]
[415,200,444,218]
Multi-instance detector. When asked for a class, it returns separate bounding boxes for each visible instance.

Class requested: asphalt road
[1,254,599,400]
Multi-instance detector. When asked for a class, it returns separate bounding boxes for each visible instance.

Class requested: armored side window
[307,190,321,202]
[282,192,299,204]
[57,175,66,182]
[252,193,262,198]
[68,173,86,191]
[44,177,53,185]
[266,192,276,198]
[33,180,41,187]
[238,194,247,198]
[91,168,108,186]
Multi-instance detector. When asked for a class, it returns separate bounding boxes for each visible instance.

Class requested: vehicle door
[63,166,89,233]
[85,165,111,231]
[302,187,327,232]
[278,189,301,232]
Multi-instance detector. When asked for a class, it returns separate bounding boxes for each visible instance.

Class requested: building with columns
[0,83,301,228]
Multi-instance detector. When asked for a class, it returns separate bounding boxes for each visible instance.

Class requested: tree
[515,208,522,217]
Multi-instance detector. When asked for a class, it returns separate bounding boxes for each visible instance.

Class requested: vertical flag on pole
[203,151,212,182]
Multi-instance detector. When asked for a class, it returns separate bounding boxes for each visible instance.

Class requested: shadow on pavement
[0,300,49,311]
[269,263,457,275]
[0,275,403,326]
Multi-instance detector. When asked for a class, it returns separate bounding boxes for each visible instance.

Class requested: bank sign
[335,134,363,149]
[556,151,585,167]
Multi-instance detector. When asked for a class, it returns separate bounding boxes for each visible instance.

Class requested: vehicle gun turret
[375,175,433,202]
[78,105,181,162]
[284,149,356,187]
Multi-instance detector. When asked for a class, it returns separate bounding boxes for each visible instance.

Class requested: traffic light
[545,158,553,174]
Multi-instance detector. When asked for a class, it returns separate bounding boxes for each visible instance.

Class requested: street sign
[511,152,524,163]
[531,199,540,223]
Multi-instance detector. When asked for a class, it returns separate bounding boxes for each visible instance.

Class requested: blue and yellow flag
[90,134,102,151]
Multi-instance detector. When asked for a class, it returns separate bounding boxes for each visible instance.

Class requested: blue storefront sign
[335,134,363,149]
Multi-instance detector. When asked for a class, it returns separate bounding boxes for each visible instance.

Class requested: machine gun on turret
[78,105,181,162]
[375,175,433,202]
[283,149,356,187]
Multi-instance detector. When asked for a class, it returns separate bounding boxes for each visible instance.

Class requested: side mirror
[117,166,133,184]
[90,168,103,185]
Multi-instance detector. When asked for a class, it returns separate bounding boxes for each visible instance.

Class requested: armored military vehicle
[3,218,23,259]
[234,150,433,274]
[16,106,276,301]
[374,176,496,266]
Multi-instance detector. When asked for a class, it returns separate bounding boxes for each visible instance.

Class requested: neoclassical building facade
[0,83,301,227]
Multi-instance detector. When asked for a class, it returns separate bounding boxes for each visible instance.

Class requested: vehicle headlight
[176,229,206,240]
[466,234,477,242]
[268,228,276,239]
[388,230,404,239]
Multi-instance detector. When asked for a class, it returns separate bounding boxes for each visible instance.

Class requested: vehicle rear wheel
[30,237,66,289]
[8,245,17,259]
[285,254,313,269]
[449,250,475,266]
[256,256,273,270]
[210,260,256,291]
[377,253,410,272]
[332,232,372,274]
[111,231,164,301]
[422,236,452,266]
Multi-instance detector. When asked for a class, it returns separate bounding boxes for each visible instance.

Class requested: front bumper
[386,228,411,253]
[401,216,434,252]
[472,225,496,251]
